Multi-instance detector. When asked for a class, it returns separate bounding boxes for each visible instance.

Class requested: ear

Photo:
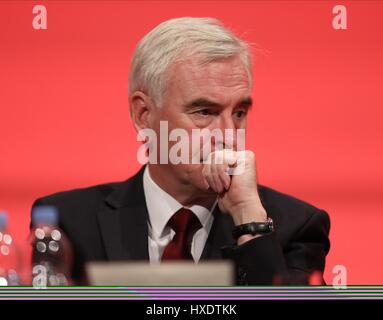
[129,91,156,132]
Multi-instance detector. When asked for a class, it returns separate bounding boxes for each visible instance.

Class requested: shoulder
[33,181,122,208]
[31,181,128,228]
[258,185,324,213]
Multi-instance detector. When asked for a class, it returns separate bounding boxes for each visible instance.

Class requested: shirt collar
[143,166,216,239]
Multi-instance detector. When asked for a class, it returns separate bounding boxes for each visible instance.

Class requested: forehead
[165,56,251,104]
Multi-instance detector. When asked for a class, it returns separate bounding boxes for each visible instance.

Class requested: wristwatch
[232,217,274,240]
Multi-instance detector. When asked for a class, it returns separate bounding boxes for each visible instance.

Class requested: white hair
[128,17,253,107]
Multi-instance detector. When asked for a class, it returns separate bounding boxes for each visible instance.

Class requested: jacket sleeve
[221,209,331,285]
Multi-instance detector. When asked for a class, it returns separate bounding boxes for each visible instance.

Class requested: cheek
[168,116,200,152]
[182,163,206,182]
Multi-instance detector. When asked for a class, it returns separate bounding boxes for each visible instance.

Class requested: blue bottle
[30,206,74,287]
[0,212,21,286]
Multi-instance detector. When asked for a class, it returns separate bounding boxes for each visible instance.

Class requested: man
[31,17,330,285]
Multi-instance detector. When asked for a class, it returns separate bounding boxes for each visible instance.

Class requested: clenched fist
[202,150,268,238]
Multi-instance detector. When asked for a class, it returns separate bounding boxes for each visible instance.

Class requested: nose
[210,113,238,151]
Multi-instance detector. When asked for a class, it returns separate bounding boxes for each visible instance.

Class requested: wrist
[229,199,267,225]
[237,234,261,246]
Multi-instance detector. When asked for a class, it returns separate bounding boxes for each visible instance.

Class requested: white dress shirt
[143,166,216,263]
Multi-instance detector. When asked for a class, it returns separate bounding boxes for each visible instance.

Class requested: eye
[233,110,247,118]
[196,109,214,116]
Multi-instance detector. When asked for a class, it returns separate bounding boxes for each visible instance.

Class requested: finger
[218,163,231,190]
[210,152,225,193]
[231,151,246,176]
[215,152,230,192]
[203,163,217,192]
[201,165,210,190]
[222,150,238,176]
[211,161,224,194]
[223,150,237,166]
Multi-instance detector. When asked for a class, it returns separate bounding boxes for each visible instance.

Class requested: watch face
[268,218,274,232]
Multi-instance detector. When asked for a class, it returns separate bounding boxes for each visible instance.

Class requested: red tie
[162,208,202,261]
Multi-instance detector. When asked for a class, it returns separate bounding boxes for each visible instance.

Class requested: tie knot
[167,208,202,234]
[162,208,203,261]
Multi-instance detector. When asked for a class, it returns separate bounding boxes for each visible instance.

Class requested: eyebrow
[185,97,253,109]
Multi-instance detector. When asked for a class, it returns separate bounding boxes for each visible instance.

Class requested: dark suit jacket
[32,166,330,285]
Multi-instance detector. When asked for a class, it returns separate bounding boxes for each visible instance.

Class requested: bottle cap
[32,205,59,226]
[0,211,8,231]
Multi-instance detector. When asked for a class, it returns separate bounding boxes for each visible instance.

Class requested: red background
[1,0,382,284]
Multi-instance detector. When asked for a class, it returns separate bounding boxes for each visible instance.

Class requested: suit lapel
[97,167,149,261]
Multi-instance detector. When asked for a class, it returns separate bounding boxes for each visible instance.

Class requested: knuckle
[245,150,255,160]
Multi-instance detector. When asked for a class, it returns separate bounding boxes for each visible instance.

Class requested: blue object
[0,211,8,231]
[32,205,59,226]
